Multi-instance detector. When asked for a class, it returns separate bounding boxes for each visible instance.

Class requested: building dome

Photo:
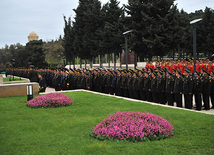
[28,31,39,41]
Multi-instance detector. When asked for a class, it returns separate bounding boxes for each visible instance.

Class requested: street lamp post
[123,30,132,70]
[190,18,202,74]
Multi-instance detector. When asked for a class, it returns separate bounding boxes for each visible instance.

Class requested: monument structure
[28,31,39,41]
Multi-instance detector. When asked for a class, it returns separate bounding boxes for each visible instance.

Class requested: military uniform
[116,73,123,96]
[38,75,46,92]
[138,73,146,100]
[54,73,61,91]
[173,72,183,107]
[151,73,158,103]
[107,72,114,95]
[121,73,129,97]
[193,72,203,110]
[102,72,108,94]
[144,73,152,102]
[127,74,133,98]
[202,73,211,110]
[86,72,92,90]
[132,75,139,99]
[28,68,38,82]
[183,72,193,109]
[157,73,165,104]
[165,73,174,106]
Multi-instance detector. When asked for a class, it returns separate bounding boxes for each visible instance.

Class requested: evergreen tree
[82,0,102,64]
[63,16,75,66]
[201,7,214,57]
[73,0,88,62]
[126,0,180,60]
[177,9,191,59]
[125,0,145,58]
[43,38,64,67]
[100,0,124,67]
[73,0,103,67]
[25,40,47,68]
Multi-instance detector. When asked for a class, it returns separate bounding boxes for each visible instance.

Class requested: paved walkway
[42,87,214,115]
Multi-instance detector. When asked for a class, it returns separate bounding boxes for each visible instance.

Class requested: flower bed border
[27,92,73,108]
[90,111,174,142]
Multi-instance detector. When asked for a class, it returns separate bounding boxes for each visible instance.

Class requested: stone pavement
[42,87,214,115]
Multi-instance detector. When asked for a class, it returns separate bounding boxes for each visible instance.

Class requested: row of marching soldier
[6,60,214,111]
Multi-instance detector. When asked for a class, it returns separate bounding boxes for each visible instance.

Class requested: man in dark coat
[157,71,165,104]
[183,68,193,109]
[116,70,123,96]
[121,70,129,97]
[202,70,211,110]
[193,71,203,111]
[165,70,174,106]
[151,72,158,103]
[132,72,139,99]
[144,71,152,102]
[138,70,146,100]
[173,69,183,107]
[38,74,46,92]
[127,70,133,98]
[28,65,38,82]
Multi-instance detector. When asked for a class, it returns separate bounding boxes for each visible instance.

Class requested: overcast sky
[0,0,213,49]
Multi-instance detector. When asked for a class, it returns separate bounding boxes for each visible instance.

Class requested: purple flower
[27,93,73,108]
[91,111,174,141]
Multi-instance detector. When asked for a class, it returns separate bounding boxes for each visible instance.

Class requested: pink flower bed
[27,93,73,108]
[90,111,174,142]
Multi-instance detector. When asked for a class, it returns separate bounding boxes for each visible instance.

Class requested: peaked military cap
[158,71,163,75]
[195,71,200,76]
[113,70,117,74]
[185,66,190,71]
[176,69,182,75]
[202,69,210,76]
[156,66,161,70]
[152,72,157,77]
[184,68,191,74]
[167,70,172,76]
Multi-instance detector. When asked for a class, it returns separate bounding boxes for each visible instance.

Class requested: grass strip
[0,91,213,154]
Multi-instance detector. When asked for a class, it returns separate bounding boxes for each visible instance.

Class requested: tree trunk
[100,55,103,68]
[84,59,87,68]
[148,54,152,61]
[119,53,122,69]
[172,51,175,60]
[105,54,107,63]
[114,53,116,70]
[80,57,82,69]
[108,53,110,68]
[89,57,93,68]
[69,61,72,69]
[72,57,75,69]
[183,49,185,59]
[134,52,137,69]
[178,45,181,59]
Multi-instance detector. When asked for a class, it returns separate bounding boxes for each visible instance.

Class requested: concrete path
[42,88,214,115]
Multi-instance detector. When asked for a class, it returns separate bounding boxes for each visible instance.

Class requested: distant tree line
[0,37,64,69]
[0,0,213,69]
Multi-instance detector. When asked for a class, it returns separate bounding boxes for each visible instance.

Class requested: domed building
[28,31,39,42]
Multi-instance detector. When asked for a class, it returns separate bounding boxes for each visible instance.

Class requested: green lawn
[3,77,27,82]
[0,91,213,155]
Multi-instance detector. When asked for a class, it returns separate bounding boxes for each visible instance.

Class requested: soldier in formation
[8,58,214,111]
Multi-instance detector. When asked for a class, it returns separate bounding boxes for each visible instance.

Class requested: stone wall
[0,82,39,97]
